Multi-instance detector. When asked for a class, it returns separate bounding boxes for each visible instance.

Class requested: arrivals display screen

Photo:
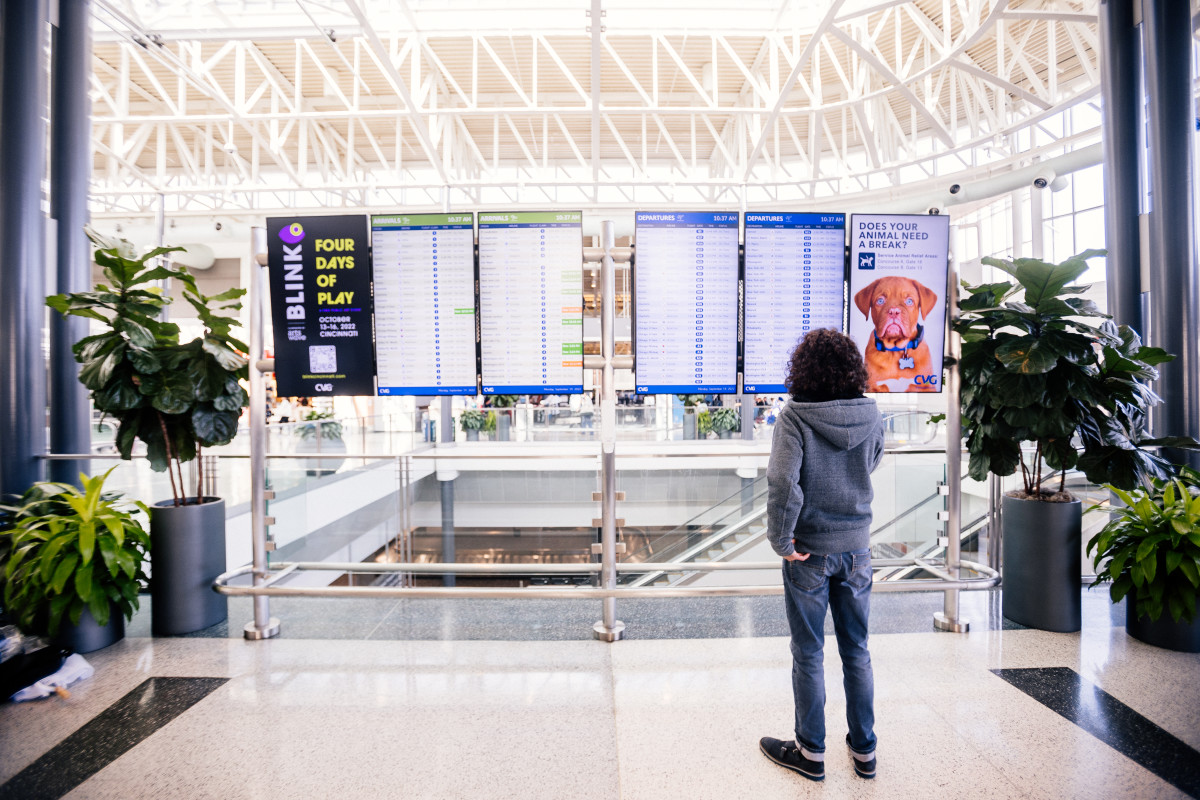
[848,213,950,394]
[266,214,375,396]
[478,211,584,394]
[633,211,739,394]
[743,213,846,393]
[371,213,478,396]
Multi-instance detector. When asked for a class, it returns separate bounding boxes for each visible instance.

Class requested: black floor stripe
[0,676,228,800]
[992,667,1200,798]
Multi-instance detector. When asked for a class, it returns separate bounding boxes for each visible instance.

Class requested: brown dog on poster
[853,276,940,393]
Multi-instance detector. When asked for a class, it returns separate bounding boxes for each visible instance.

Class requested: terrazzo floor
[1,588,1197,799]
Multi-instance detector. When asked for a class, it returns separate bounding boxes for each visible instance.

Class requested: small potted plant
[460,409,486,441]
[711,407,740,439]
[491,395,517,441]
[2,468,150,653]
[696,409,713,439]
[1087,468,1200,652]
[46,229,249,635]
[295,409,346,476]
[956,249,1198,631]
[677,395,704,439]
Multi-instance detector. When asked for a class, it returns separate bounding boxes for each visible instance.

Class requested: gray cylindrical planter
[717,429,732,439]
[1002,494,1082,632]
[683,411,696,439]
[497,413,511,441]
[1127,604,1200,652]
[150,498,228,636]
[465,429,479,441]
[56,603,124,654]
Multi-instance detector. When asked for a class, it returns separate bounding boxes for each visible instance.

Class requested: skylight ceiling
[87,0,1150,217]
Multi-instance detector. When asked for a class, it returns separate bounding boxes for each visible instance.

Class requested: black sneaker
[759,737,825,781]
[846,734,876,779]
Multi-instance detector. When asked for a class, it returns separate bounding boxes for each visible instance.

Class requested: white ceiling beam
[342,0,447,183]
[742,0,845,181]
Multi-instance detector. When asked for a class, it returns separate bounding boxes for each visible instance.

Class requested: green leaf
[1179,559,1199,588]
[78,519,95,565]
[116,549,137,579]
[995,338,1060,374]
[88,592,111,626]
[51,553,79,594]
[191,404,239,447]
[152,370,194,415]
[1166,551,1183,574]
[128,346,163,374]
[1014,258,1089,306]
[74,560,94,602]
[98,532,121,577]
[201,338,247,372]
[47,594,72,635]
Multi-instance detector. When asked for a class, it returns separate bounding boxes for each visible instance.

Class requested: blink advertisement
[848,214,950,393]
[266,214,376,396]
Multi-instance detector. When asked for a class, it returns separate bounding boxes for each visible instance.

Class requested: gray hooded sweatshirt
[767,398,885,557]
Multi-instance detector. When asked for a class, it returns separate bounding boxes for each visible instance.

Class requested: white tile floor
[2,618,1197,799]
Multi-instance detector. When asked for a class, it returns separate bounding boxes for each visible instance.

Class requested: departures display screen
[478,211,584,395]
[743,213,846,393]
[633,211,739,394]
[371,213,478,396]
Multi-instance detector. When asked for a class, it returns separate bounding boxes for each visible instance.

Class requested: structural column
[1099,0,1144,334]
[0,0,50,498]
[440,478,456,587]
[50,0,95,484]
[1142,0,1200,468]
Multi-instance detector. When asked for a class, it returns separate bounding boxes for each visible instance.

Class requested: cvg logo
[913,374,939,387]
[314,383,333,392]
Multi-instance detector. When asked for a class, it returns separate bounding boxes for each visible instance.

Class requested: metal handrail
[213,558,999,599]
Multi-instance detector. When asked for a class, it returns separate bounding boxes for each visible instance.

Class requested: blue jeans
[782,547,876,758]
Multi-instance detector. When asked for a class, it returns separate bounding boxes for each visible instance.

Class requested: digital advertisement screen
[743,213,846,394]
[478,211,584,395]
[633,211,739,394]
[266,214,375,396]
[371,213,478,396]
[848,214,950,393]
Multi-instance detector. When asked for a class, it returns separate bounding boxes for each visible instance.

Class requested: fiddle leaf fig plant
[2,468,150,635]
[954,249,1199,498]
[1087,467,1200,624]
[46,229,250,506]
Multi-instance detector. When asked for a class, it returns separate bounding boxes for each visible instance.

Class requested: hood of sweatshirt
[782,398,880,451]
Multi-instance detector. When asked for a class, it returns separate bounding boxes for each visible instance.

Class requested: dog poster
[848,214,950,393]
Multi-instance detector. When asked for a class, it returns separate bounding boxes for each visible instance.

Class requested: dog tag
[899,356,914,370]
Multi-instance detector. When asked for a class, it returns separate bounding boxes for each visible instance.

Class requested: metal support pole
[245,227,280,640]
[1143,0,1200,470]
[935,244,969,633]
[49,0,93,486]
[1099,0,1144,334]
[441,479,456,587]
[594,219,626,641]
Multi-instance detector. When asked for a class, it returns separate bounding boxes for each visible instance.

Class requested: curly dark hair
[784,328,869,401]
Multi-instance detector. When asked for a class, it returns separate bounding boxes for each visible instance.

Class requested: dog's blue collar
[873,323,924,353]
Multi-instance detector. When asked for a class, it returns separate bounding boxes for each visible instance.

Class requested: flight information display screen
[371,213,478,396]
[633,211,739,394]
[478,211,584,394]
[743,213,847,393]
